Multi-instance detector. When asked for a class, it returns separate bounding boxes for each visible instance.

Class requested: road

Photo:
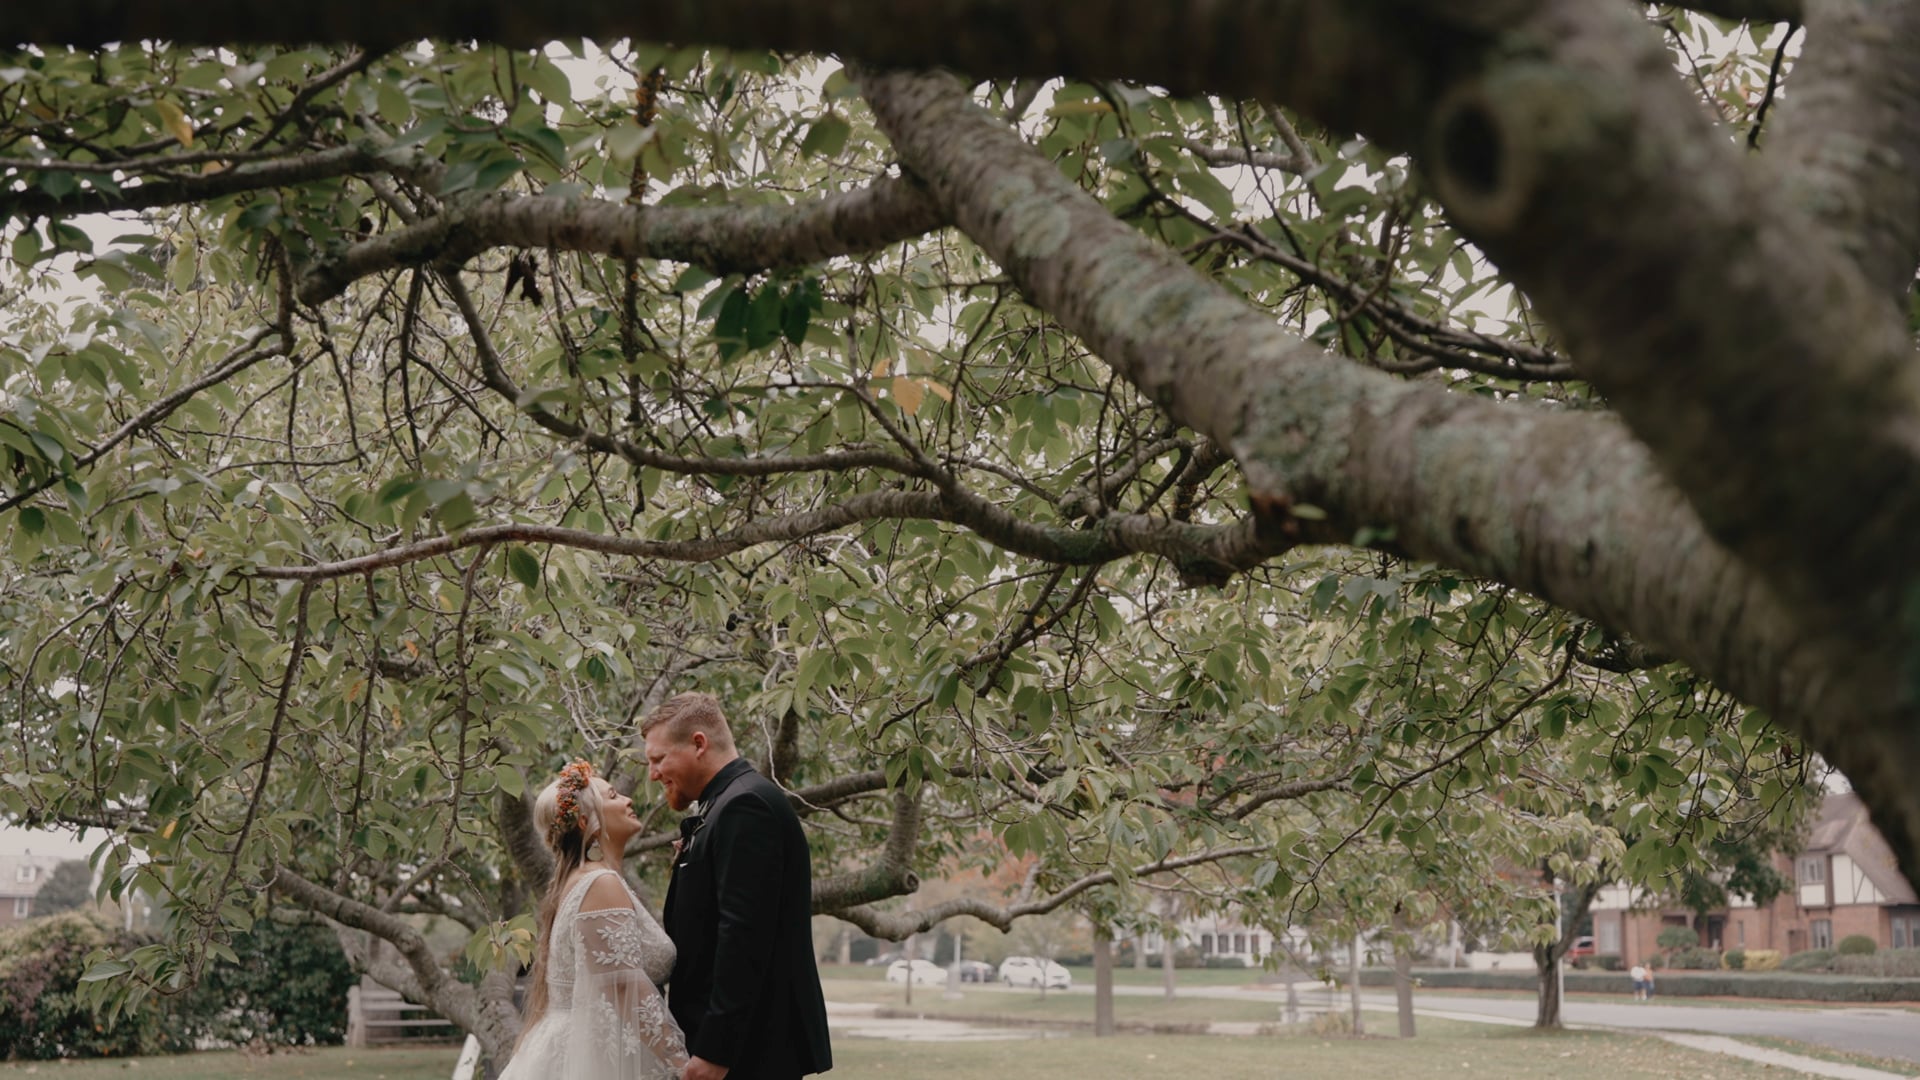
[1077,982,1920,1067]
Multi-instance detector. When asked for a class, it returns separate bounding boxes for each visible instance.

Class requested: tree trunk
[1161,923,1177,1002]
[1134,934,1146,970]
[1348,935,1366,1036]
[1534,943,1562,1029]
[1392,906,1416,1038]
[1093,923,1115,1037]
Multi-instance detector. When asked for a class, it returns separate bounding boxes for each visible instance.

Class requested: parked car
[956,960,996,983]
[998,955,1072,990]
[885,958,948,987]
[1567,935,1596,960]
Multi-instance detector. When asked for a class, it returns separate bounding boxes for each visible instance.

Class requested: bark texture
[856,68,1920,884]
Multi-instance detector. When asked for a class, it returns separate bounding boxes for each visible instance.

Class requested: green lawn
[11,1030,1844,1080]
[0,1045,459,1080]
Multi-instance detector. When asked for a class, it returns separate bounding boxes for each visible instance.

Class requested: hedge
[0,912,179,1060]
[1352,966,1920,1002]
[0,911,356,1060]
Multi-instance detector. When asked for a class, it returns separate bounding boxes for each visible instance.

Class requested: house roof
[0,852,68,900]
[1804,792,1918,905]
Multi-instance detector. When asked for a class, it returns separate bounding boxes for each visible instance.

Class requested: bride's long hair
[518,763,604,1040]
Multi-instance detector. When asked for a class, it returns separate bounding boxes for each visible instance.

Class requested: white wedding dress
[500,868,688,1080]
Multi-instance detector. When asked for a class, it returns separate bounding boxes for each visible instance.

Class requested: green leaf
[506,546,541,589]
[800,113,851,159]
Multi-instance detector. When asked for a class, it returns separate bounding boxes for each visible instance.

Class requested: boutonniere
[671,811,706,859]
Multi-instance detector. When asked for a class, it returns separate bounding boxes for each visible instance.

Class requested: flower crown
[548,760,594,848]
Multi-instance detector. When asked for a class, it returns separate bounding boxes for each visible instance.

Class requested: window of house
[1598,922,1620,953]
[14,865,35,884]
[1200,934,1213,955]
[1737,923,1746,945]
[1799,857,1826,884]
[1894,916,1916,949]
[11,897,27,918]
[1233,934,1246,954]
[1250,934,1262,960]
[1810,919,1833,950]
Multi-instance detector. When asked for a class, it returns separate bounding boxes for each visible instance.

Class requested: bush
[1834,949,1920,978]
[167,919,357,1047]
[1744,949,1782,972]
[1782,948,1835,972]
[1593,953,1625,971]
[1656,926,1700,951]
[1837,935,1878,956]
[1668,947,1723,970]
[1724,949,1746,970]
[0,912,178,1060]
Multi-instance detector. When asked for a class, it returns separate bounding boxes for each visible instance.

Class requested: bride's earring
[586,832,604,862]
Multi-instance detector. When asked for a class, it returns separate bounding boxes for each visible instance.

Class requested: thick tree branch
[272,866,482,1029]
[832,843,1268,938]
[857,68,1920,885]
[1769,0,1920,297]
[298,176,944,305]
[0,142,426,219]
[812,787,923,911]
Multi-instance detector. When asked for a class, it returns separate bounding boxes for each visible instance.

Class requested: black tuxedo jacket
[662,758,832,1079]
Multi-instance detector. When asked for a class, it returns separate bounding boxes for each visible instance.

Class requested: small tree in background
[30,861,93,917]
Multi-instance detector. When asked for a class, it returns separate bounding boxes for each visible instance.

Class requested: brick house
[0,852,69,925]
[1589,792,1920,965]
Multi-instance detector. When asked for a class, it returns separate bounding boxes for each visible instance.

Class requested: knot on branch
[1430,64,1594,236]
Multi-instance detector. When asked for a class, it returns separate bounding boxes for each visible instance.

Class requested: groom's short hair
[642,691,737,752]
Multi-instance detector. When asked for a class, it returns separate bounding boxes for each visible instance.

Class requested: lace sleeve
[568,906,690,1079]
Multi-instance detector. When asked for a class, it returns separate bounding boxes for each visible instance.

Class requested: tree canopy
[0,0,1900,1062]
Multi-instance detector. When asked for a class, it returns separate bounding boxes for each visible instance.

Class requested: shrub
[1834,949,1920,978]
[1668,947,1723,970]
[1744,949,1782,972]
[1656,926,1700,951]
[1593,953,1625,971]
[1837,935,1878,956]
[1724,949,1746,970]
[166,919,357,1047]
[1781,948,1835,972]
[0,912,177,1060]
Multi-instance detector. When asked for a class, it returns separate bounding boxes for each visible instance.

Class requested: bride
[501,760,688,1080]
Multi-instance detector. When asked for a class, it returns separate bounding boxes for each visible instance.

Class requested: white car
[885,958,948,987]
[998,955,1071,990]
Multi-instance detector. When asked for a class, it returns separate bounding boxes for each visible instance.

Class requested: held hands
[681,1056,730,1080]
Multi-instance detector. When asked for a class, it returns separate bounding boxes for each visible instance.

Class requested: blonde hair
[640,691,737,753]
[517,767,608,1040]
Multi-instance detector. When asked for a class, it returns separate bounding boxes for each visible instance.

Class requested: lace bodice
[548,870,677,1009]
[501,868,686,1080]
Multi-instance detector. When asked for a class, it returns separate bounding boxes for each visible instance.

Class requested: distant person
[645,691,833,1080]
[1629,962,1650,1001]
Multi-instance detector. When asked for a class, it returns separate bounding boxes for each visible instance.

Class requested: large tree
[0,0,1897,1066]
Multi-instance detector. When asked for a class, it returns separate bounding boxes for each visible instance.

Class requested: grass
[1730,1034,1920,1075]
[0,1044,459,1080]
[0,1029,1816,1080]
[826,979,1490,1036]
[819,1029,1828,1080]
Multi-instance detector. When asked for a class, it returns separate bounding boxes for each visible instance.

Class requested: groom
[644,692,833,1080]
